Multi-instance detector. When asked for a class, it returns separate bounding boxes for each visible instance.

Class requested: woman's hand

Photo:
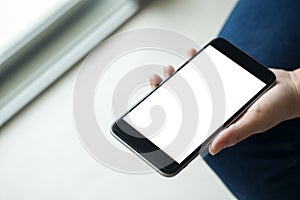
[149,49,300,155]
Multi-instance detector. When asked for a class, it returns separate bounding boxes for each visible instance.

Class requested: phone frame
[111,38,276,177]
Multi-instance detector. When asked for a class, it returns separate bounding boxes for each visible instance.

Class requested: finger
[209,110,261,155]
[209,124,238,155]
[149,74,163,89]
[163,65,175,78]
[187,48,197,58]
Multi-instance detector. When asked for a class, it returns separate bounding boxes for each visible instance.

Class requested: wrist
[288,68,300,118]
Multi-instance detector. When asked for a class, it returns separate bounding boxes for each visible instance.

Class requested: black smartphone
[111,38,276,177]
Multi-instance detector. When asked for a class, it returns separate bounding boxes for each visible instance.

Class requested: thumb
[209,110,261,155]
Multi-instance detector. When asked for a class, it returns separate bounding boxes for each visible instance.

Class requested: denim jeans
[204,0,300,199]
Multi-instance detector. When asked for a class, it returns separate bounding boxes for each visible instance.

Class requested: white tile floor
[0,0,237,199]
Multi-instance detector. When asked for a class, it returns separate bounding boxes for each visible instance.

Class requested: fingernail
[163,66,168,77]
[209,144,226,156]
[209,145,216,156]
[149,75,156,88]
[150,82,156,89]
[208,146,214,155]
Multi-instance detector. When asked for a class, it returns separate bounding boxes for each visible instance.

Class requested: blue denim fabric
[204,0,300,199]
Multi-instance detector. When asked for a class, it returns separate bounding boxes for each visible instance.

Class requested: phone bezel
[111,38,276,177]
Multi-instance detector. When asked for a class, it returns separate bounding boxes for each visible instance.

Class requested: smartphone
[111,38,276,177]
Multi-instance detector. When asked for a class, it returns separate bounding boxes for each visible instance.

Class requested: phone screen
[122,45,266,163]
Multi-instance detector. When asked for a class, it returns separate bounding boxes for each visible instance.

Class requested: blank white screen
[124,45,265,163]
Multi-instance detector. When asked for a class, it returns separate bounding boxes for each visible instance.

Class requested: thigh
[204,0,300,199]
[204,119,300,199]
[219,0,300,69]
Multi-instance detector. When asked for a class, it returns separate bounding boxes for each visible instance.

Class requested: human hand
[149,49,300,155]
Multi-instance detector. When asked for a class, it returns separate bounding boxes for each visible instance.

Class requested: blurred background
[0,0,237,199]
